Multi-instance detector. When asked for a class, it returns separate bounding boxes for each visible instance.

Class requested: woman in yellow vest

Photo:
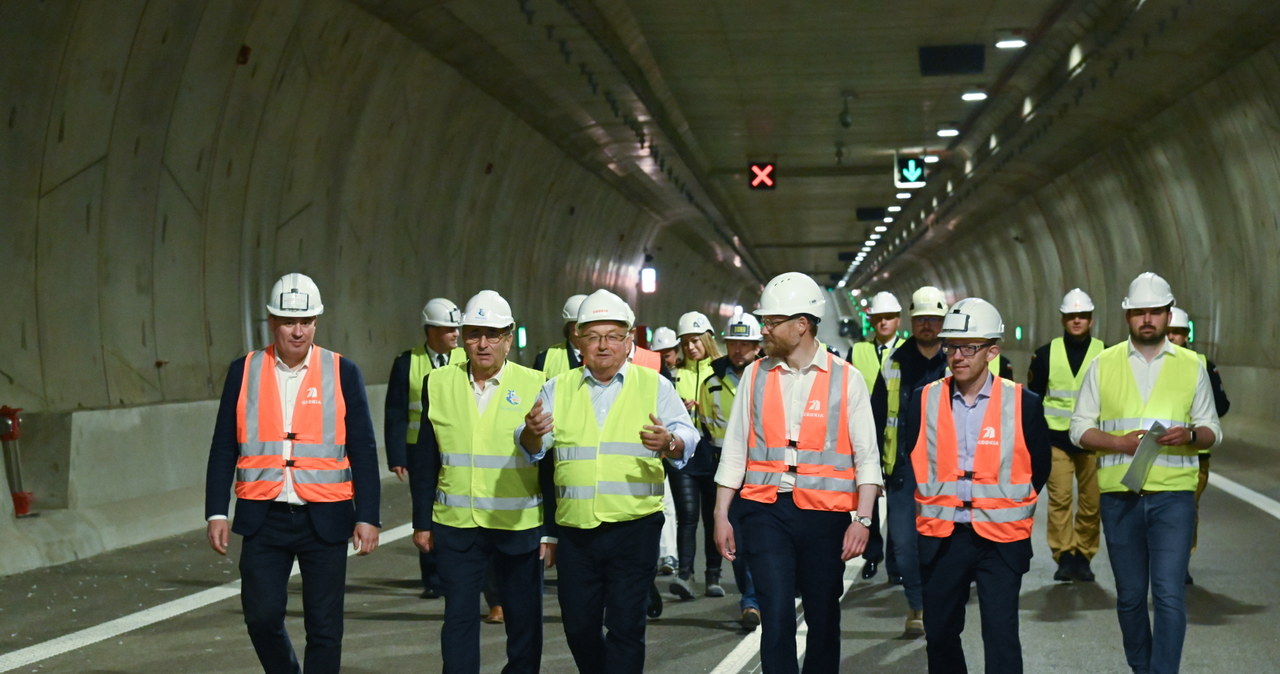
[410,290,553,674]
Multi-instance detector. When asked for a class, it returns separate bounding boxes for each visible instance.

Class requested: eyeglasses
[463,329,511,344]
[579,332,630,346]
[760,315,798,330]
[942,341,995,358]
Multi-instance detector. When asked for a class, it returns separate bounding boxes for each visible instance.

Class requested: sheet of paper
[1120,420,1167,493]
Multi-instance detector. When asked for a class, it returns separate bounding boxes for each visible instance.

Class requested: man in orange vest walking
[905,298,1050,674]
[205,273,382,674]
[713,272,881,674]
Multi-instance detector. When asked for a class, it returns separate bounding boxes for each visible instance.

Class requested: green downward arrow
[902,160,923,182]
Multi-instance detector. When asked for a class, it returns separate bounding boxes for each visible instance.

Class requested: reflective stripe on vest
[1043,337,1104,430]
[406,345,468,444]
[912,376,1037,542]
[235,346,352,502]
[551,366,665,528]
[428,362,547,530]
[740,352,858,512]
[701,372,737,446]
[884,358,903,475]
[850,336,901,393]
[1094,343,1200,493]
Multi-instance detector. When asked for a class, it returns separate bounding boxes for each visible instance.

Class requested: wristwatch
[1189,427,1198,446]
[666,434,678,457]
[853,515,873,528]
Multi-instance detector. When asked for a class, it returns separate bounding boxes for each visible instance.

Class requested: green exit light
[1188,319,1195,344]
[517,326,527,349]
[1015,326,1023,341]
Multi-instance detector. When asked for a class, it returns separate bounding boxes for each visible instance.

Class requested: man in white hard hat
[847,290,905,581]
[713,272,881,673]
[535,294,588,379]
[699,313,764,630]
[205,272,381,674]
[905,298,1051,674]
[871,284,949,636]
[409,290,554,673]
[1071,272,1222,674]
[385,297,466,599]
[1165,306,1230,583]
[1026,288,1105,583]
[517,289,698,674]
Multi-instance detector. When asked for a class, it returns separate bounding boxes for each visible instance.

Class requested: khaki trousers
[1045,445,1100,562]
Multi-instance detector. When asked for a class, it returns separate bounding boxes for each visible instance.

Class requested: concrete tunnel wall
[0,1,753,575]
[873,37,1280,440]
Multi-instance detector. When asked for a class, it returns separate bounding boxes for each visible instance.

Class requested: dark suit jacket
[532,341,582,372]
[205,351,382,544]
[903,377,1051,573]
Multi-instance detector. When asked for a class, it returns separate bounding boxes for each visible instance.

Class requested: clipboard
[1120,421,1167,493]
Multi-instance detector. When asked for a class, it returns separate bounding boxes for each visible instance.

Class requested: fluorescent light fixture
[640,267,657,294]
[936,123,960,138]
[870,234,881,240]
[896,192,911,200]
[995,29,1027,49]
[874,225,888,232]
[962,88,988,102]
[883,216,893,223]
[923,155,940,164]
[887,205,902,212]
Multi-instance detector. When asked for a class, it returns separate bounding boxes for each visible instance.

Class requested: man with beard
[1071,272,1222,674]
[871,285,949,637]
[713,272,881,673]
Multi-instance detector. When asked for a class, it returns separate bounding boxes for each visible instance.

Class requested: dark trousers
[733,493,849,674]
[239,504,348,674]
[920,526,1025,674]
[420,549,441,593]
[669,469,722,577]
[887,461,924,609]
[557,512,662,674]
[434,524,543,674]
[862,502,884,563]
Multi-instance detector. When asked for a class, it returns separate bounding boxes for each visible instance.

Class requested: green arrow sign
[901,159,923,182]
[893,152,927,189]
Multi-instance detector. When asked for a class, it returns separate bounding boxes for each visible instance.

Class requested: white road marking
[1206,473,1280,521]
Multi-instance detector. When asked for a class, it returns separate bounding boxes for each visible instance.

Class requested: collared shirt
[950,373,994,523]
[469,362,504,414]
[273,346,314,505]
[426,347,449,368]
[714,344,883,492]
[516,361,699,469]
[1069,338,1222,448]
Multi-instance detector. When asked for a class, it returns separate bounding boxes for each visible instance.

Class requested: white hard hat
[940,298,1004,340]
[909,286,948,317]
[866,291,902,315]
[461,290,514,329]
[649,327,679,351]
[267,273,324,317]
[677,311,712,337]
[1169,307,1190,329]
[422,298,463,327]
[577,289,633,328]
[561,294,588,322]
[1121,272,1175,310]
[754,272,826,317]
[1059,288,1095,313]
[724,313,763,342]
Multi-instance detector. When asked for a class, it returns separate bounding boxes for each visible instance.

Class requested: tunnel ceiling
[355,0,1279,288]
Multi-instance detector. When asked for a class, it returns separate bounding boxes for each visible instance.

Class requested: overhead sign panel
[894,152,927,189]
[749,162,775,190]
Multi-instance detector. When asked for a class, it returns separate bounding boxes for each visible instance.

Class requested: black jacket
[871,336,948,479]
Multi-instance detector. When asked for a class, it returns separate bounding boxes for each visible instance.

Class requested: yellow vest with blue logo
[1094,342,1201,493]
[427,362,546,530]
[407,345,467,444]
[552,365,665,528]
[1043,337,1104,431]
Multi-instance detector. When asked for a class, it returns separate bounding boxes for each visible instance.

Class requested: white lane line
[0,523,415,672]
[1209,473,1280,521]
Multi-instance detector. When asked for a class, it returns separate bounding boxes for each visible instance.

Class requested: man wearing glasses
[518,288,697,674]
[871,285,949,636]
[904,298,1051,674]
[713,272,881,674]
[409,290,554,673]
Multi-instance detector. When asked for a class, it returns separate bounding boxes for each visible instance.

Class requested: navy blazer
[205,351,382,544]
[902,378,1052,574]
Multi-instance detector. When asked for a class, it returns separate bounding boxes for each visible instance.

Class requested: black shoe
[861,560,879,580]
[669,574,695,600]
[1074,554,1096,582]
[1185,571,1194,585]
[420,587,441,599]
[647,582,663,618]
[1053,552,1076,582]
[888,574,904,586]
[705,573,725,598]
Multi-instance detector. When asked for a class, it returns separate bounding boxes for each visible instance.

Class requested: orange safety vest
[234,345,353,502]
[632,346,661,372]
[912,376,1036,543]
[740,351,859,511]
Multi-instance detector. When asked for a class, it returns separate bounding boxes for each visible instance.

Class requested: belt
[269,501,309,513]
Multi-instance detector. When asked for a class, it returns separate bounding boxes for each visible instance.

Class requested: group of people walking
[205,268,1224,674]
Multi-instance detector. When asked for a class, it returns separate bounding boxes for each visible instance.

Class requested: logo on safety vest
[977,426,998,445]
[306,387,318,399]
[808,400,821,412]
[505,389,521,406]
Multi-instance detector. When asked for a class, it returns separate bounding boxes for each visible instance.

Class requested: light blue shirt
[516,362,698,469]
[950,373,994,524]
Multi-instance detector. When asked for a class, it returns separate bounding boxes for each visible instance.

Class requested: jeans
[669,469,722,578]
[886,460,924,610]
[1100,491,1195,674]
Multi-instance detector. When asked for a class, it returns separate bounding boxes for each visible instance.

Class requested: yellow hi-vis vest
[675,358,714,402]
[541,343,576,380]
[885,346,988,476]
[551,365,665,529]
[1095,343,1201,493]
[850,336,902,392]
[427,362,547,530]
[1189,351,1211,456]
[1043,337,1104,431]
[407,345,467,444]
[699,367,740,447]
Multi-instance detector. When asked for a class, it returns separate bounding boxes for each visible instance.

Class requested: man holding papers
[1070,272,1222,674]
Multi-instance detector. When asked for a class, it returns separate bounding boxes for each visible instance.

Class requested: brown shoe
[904,609,924,637]
[739,607,761,632]
[484,606,505,624]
